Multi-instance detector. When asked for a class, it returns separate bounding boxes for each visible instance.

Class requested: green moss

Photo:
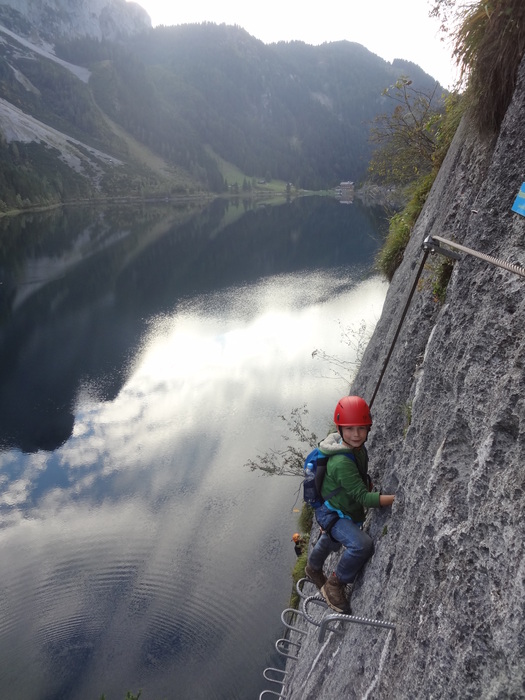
[432,257,455,303]
[297,504,314,533]
[376,173,435,281]
[453,0,525,134]
[289,549,308,609]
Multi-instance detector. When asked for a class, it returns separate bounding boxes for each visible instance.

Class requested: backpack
[302,447,356,509]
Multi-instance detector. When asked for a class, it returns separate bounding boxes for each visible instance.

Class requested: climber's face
[341,425,368,448]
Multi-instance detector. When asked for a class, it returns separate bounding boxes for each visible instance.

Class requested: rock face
[0,0,151,42]
[281,57,525,699]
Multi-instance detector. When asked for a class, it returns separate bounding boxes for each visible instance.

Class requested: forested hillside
[0,4,444,210]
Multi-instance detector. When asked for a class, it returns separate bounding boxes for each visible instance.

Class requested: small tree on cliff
[368,78,444,187]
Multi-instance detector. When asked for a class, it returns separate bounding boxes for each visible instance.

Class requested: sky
[133,0,459,90]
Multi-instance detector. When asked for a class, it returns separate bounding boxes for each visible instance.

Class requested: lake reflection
[0,197,387,699]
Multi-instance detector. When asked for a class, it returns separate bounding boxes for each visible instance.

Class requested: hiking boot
[304,564,327,589]
[321,574,351,613]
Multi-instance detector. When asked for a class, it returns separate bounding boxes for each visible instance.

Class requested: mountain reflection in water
[0,196,388,699]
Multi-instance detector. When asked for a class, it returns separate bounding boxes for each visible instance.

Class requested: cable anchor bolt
[422,235,462,261]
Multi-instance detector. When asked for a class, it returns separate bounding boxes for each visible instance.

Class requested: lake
[0,195,388,699]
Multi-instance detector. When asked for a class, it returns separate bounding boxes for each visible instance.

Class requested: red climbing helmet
[333,395,372,427]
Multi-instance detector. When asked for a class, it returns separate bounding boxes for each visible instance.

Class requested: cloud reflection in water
[0,269,387,699]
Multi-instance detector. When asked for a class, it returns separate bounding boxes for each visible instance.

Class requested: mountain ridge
[0,1,445,210]
[0,0,150,42]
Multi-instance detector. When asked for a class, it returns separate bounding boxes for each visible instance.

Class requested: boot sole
[320,583,350,614]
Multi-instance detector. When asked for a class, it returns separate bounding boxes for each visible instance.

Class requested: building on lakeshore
[335,181,354,204]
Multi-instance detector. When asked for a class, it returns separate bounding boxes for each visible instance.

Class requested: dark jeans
[308,503,374,584]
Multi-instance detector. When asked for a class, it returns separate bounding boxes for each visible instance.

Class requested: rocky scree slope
[282,57,525,699]
[0,0,150,42]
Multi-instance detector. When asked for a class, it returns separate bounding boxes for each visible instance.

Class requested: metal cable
[432,235,525,278]
[368,249,429,409]
[369,234,525,408]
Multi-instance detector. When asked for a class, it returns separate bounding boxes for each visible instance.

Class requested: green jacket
[319,432,381,522]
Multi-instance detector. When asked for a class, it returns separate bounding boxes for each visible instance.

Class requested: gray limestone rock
[281,55,525,700]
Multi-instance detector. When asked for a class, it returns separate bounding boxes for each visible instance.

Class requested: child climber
[305,395,395,613]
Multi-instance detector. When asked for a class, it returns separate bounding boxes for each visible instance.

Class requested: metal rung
[263,667,288,685]
[260,667,288,699]
[295,576,319,600]
[275,638,301,660]
[280,608,308,636]
[302,595,330,627]
[318,612,396,642]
